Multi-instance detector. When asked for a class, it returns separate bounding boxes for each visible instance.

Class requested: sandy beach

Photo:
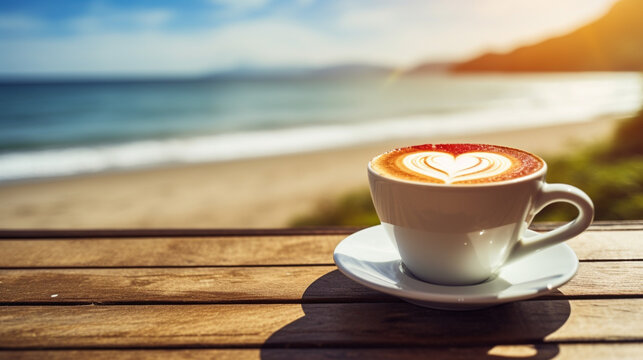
[0,116,623,229]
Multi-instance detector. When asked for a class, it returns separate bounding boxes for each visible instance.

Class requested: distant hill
[452,0,643,72]
[203,64,392,80]
[0,64,394,84]
[306,64,392,78]
[407,62,453,74]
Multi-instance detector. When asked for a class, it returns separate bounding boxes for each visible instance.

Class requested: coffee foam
[371,144,543,184]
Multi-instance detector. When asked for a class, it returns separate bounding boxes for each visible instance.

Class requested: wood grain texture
[0,230,641,268]
[0,235,343,267]
[1,343,642,360]
[1,300,642,348]
[0,227,363,239]
[568,231,643,261]
[0,220,640,239]
[532,220,643,231]
[0,262,641,304]
[0,226,640,357]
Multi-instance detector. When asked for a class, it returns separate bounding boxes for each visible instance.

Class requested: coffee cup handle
[507,183,594,262]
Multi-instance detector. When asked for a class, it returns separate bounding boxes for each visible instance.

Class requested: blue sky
[0,0,618,76]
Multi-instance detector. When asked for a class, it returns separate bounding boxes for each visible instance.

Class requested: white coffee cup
[368,147,594,285]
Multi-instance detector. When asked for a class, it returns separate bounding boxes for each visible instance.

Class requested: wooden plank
[0,266,366,304]
[563,262,643,297]
[0,300,641,348]
[0,230,641,268]
[0,220,639,239]
[1,343,642,360]
[568,231,643,261]
[0,227,363,239]
[0,235,344,267]
[532,220,643,231]
[0,262,640,304]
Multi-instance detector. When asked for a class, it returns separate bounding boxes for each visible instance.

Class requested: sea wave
[0,89,639,182]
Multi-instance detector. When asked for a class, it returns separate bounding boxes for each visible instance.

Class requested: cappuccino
[370,144,543,185]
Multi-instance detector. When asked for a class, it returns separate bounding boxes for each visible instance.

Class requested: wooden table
[0,222,641,359]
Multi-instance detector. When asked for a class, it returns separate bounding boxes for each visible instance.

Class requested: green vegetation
[538,110,643,221]
[290,187,379,227]
[291,110,643,226]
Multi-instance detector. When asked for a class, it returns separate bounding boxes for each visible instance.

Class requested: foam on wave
[0,78,638,183]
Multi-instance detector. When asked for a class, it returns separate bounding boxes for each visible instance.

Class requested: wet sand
[0,117,622,229]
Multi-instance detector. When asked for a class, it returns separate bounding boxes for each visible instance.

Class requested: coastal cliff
[451,0,643,72]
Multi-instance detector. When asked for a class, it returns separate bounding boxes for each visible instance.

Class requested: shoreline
[0,115,624,229]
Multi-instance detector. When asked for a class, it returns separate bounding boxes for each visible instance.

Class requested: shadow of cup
[261,270,570,360]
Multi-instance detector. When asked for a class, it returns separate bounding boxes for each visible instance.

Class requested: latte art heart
[403,151,513,184]
[371,144,544,185]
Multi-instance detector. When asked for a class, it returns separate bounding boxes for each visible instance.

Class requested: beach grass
[538,109,643,221]
[290,187,380,227]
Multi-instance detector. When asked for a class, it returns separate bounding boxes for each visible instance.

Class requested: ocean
[0,72,641,182]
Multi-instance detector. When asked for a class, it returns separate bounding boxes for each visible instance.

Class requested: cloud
[0,0,620,75]
[0,13,44,32]
[0,19,354,76]
[332,0,619,61]
[294,0,316,6]
[208,0,271,15]
[67,5,174,33]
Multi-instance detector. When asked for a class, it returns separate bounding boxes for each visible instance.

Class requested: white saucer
[334,225,578,311]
